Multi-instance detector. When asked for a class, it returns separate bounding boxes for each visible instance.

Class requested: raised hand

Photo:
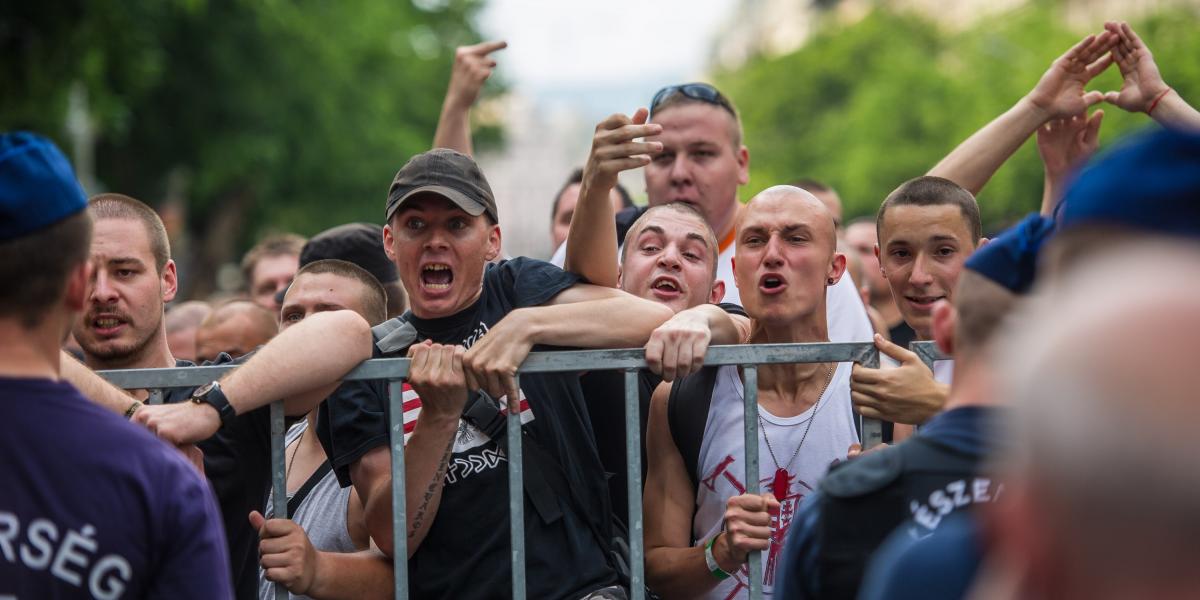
[582,108,663,193]
[1026,31,1117,120]
[444,41,507,111]
[434,40,506,154]
[1037,110,1103,215]
[1102,22,1170,113]
[1037,110,1103,175]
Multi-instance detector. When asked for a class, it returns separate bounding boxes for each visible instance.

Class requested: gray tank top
[258,420,357,600]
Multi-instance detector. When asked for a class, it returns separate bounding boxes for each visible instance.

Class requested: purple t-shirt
[0,377,232,599]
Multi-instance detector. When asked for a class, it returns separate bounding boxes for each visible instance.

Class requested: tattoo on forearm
[409,435,456,539]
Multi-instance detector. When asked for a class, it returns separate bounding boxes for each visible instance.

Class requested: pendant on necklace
[771,468,789,501]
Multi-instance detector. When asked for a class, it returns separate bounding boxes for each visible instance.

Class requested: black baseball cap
[385,148,499,224]
[276,222,399,305]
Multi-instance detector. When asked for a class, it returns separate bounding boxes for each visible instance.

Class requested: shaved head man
[645,185,857,599]
[165,300,211,362]
[194,300,278,362]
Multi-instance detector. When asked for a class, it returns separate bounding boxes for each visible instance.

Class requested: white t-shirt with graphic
[692,364,859,599]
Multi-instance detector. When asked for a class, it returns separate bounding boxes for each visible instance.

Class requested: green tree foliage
[716,4,1200,230]
[2,0,487,294]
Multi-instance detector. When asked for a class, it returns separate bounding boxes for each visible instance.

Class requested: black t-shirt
[317,257,618,600]
[163,353,271,600]
[889,320,917,351]
[582,302,747,524]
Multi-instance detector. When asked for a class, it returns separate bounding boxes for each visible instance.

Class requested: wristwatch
[704,534,731,580]
[190,381,237,426]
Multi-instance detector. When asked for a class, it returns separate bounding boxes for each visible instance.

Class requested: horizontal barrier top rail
[97,342,879,388]
[910,340,951,370]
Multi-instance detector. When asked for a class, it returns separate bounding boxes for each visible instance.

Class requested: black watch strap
[192,381,237,426]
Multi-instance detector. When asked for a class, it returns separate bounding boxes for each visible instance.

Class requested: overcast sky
[477,0,739,120]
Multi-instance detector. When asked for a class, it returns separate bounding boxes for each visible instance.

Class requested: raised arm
[928,31,1116,195]
[136,309,372,444]
[462,284,673,399]
[432,41,506,155]
[563,109,662,286]
[1035,111,1103,215]
[1102,21,1200,131]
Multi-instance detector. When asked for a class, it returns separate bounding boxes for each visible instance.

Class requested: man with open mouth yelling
[643,186,859,599]
[318,148,674,600]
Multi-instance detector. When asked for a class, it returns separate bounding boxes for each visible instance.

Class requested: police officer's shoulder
[820,445,904,499]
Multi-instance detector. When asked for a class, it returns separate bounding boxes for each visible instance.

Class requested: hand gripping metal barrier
[100,341,889,600]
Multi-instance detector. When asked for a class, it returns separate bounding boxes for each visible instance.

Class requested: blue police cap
[0,132,87,242]
[1057,127,1200,239]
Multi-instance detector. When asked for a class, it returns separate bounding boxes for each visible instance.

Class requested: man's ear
[736,146,750,186]
[382,224,397,262]
[709,279,726,304]
[484,224,502,262]
[161,259,178,304]
[64,261,92,313]
[827,253,847,285]
[977,237,989,249]
[931,299,956,356]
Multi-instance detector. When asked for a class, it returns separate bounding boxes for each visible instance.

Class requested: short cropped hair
[0,211,92,328]
[622,202,720,281]
[953,270,1017,361]
[876,176,982,242]
[293,259,388,325]
[241,233,306,288]
[382,281,407,318]
[88,193,171,272]
[791,178,832,193]
[550,167,635,220]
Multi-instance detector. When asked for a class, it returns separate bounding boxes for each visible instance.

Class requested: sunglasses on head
[649,83,737,119]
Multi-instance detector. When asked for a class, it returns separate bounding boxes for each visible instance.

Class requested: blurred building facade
[711,0,1200,71]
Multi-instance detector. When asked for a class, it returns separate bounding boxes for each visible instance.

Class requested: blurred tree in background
[716,3,1200,230]
[1,0,489,297]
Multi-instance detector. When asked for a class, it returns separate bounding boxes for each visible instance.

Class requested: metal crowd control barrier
[100,341,881,600]
[910,340,951,371]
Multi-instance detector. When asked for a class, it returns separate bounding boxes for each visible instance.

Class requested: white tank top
[692,363,858,599]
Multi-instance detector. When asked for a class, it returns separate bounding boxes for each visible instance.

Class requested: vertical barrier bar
[624,369,645,600]
[387,380,409,599]
[507,376,526,599]
[859,349,883,450]
[269,401,288,600]
[741,366,763,600]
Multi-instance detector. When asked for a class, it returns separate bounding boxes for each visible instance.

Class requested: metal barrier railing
[910,340,950,371]
[100,342,886,600]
